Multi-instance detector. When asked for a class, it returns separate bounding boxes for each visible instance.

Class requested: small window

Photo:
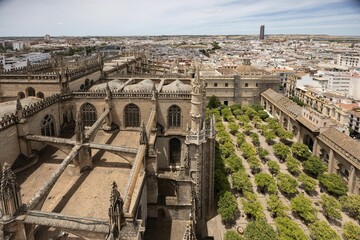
[224,101,228,106]
[205,83,208,87]
[256,83,258,87]
[245,83,248,87]
[214,83,218,87]
[225,83,228,87]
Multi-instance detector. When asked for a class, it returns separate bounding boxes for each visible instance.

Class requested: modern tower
[260,25,265,40]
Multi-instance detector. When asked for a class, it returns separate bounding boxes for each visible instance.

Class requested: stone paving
[207,115,358,240]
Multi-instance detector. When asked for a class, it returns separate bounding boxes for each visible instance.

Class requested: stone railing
[158,91,191,99]
[116,74,190,79]
[0,73,59,80]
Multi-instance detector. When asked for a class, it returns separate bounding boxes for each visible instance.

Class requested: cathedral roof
[0,97,41,117]
[123,79,157,92]
[161,80,191,92]
[89,79,124,91]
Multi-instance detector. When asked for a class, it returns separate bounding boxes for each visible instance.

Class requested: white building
[349,73,360,100]
[323,66,351,96]
[12,42,25,51]
[337,54,360,68]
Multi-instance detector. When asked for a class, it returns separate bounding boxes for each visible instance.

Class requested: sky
[1,0,360,36]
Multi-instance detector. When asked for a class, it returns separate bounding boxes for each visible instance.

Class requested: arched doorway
[303,134,314,152]
[26,87,35,97]
[169,138,181,165]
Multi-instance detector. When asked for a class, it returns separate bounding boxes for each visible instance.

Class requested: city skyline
[0,0,360,36]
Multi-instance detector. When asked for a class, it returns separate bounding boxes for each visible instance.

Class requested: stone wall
[0,125,20,166]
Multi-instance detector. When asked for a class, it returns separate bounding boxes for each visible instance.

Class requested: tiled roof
[296,116,319,132]
[319,127,360,165]
[261,88,302,119]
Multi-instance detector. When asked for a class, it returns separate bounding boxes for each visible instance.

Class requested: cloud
[0,0,359,36]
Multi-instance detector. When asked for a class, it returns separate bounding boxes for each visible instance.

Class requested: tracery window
[125,104,140,127]
[81,103,97,126]
[41,115,55,137]
[168,105,181,128]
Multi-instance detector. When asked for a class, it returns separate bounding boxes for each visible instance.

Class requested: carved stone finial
[140,122,147,145]
[16,98,22,111]
[0,163,22,216]
[105,82,112,99]
[75,112,85,143]
[151,83,157,101]
[105,181,124,240]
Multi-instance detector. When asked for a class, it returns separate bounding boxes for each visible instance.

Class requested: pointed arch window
[81,103,97,126]
[125,104,140,127]
[41,115,55,137]
[168,105,181,128]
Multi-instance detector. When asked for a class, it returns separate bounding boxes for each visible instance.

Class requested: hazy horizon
[1,0,360,37]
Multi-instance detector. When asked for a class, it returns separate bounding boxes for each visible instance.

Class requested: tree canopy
[298,173,317,193]
[303,156,327,178]
[224,230,243,240]
[218,191,238,223]
[340,194,360,221]
[243,220,277,240]
[291,142,311,161]
[319,194,342,221]
[277,173,298,195]
[319,173,348,196]
[342,222,360,240]
[285,155,301,175]
[290,193,317,223]
[309,221,341,240]
[267,194,288,218]
[275,217,307,240]
[207,95,221,109]
[241,192,265,221]
[267,160,280,175]
[233,170,253,193]
[273,142,290,160]
[255,173,277,194]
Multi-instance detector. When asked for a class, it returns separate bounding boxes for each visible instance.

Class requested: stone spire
[0,163,22,217]
[105,181,124,240]
[16,98,23,120]
[190,66,203,133]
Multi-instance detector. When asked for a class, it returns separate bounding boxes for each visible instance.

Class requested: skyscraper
[260,25,265,40]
